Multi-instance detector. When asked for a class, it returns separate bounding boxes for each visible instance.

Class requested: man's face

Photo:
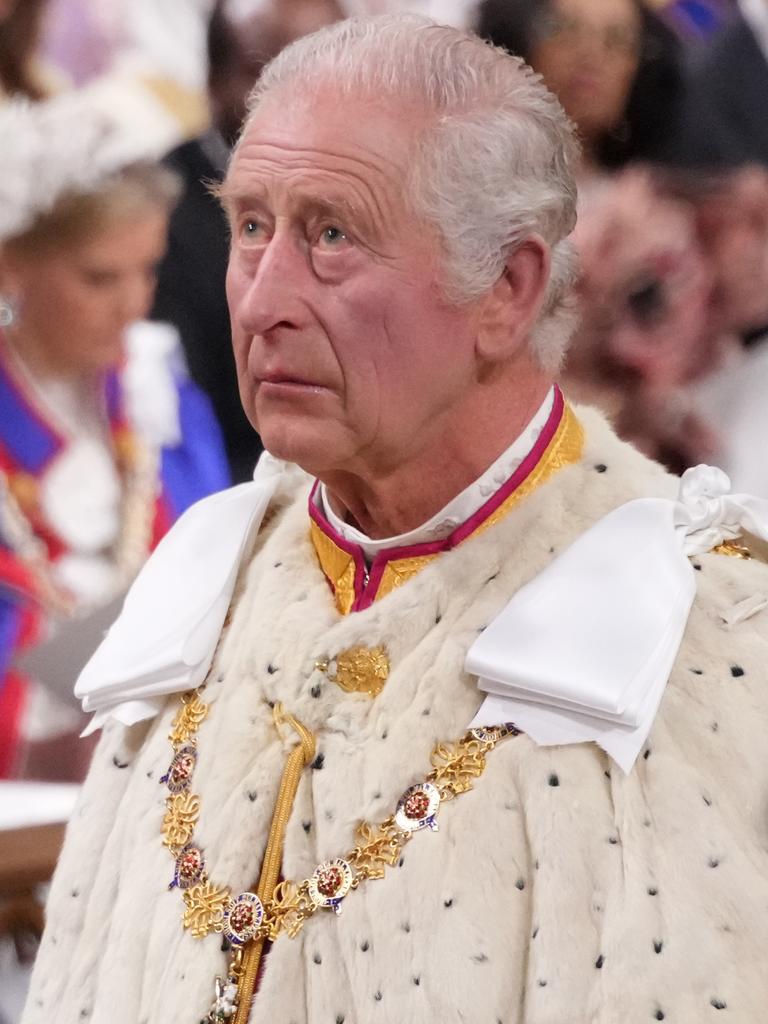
[223,91,483,478]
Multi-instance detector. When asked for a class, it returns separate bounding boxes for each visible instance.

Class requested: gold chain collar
[160,689,518,1023]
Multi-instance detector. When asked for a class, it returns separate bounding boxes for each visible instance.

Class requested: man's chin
[258,426,338,476]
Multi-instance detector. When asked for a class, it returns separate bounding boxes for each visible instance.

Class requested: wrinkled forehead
[223,89,426,210]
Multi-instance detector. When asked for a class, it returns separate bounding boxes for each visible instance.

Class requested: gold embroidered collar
[310,388,584,614]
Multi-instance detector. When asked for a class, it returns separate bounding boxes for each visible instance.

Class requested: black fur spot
[515,878,525,891]
[360,940,370,952]
[311,683,322,698]
[731,665,745,678]
[472,953,489,963]
[267,663,278,675]
[412,976,421,985]
[643,748,651,760]
[709,857,720,868]
[654,941,663,954]
[302,820,312,833]
[374,992,382,1002]
[711,999,727,1010]
[691,668,703,675]
[70,889,79,898]
[655,1011,665,1021]
[595,464,608,473]
[247,790,257,802]
[112,756,129,769]
[312,753,325,770]
[647,887,658,896]
[313,953,322,965]
[548,774,560,787]
[595,955,604,969]
[444,898,453,908]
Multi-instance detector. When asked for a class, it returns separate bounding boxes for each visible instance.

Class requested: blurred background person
[152,0,342,483]
[0,98,230,783]
[669,0,768,167]
[564,168,719,470]
[561,162,768,473]
[477,0,684,176]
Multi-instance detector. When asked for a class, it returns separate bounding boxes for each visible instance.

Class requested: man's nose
[235,233,304,338]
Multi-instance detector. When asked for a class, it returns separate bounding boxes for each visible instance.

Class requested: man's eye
[318,226,349,248]
[241,219,266,243]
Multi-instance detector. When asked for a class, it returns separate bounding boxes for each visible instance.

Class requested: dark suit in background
[669,11,768,168]
[151,132,263,484]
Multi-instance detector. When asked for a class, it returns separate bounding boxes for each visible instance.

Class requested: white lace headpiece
[0,96,149,245]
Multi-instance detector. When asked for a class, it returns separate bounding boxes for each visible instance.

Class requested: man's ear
[476,235,551,363]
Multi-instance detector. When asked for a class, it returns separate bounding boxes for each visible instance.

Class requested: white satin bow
[468,465,768,773]
[75,453,286,734]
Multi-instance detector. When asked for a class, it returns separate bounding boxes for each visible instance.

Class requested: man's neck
[320,378,553,539]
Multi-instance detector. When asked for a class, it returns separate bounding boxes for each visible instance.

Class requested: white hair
[245,14,581,372]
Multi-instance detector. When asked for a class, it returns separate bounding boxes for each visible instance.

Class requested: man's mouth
[257,371,325,390]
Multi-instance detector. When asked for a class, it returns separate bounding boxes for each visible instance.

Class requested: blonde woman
[0,99,230,778]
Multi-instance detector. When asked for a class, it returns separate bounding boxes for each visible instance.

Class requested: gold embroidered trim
[309,519,357,615]
[473,402,584,539]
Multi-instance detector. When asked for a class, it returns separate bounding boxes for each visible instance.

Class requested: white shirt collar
[317,387,555,561]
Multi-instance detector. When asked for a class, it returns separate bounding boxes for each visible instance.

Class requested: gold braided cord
[232,706,316,1024]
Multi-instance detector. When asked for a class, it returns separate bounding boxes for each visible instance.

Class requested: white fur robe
[22,409,768,1023]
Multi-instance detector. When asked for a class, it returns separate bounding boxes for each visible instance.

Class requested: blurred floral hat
[0,96,146,245]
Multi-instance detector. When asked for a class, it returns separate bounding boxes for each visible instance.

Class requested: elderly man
[22,14,768,1024]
